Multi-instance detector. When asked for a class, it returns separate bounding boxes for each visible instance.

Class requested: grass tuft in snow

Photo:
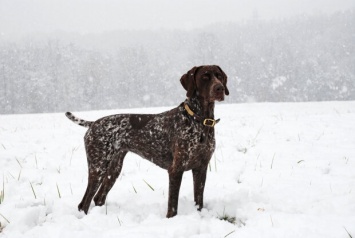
[1,143,5,150]
[344,227,353,238]
[29,182,37,199]
[219,214,237,224]
[218,207,236,224]
[143,179,155,191]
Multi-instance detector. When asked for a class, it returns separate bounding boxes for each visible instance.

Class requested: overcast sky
[1,0,354,37]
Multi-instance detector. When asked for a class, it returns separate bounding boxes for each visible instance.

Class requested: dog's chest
[173,124,215,170]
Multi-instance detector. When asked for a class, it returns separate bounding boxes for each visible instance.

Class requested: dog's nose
[214,84,225,93]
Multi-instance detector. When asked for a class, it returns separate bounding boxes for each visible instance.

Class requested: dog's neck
[186,95,215,143]
[187,96,215,120]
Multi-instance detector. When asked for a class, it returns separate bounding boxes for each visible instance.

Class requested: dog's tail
[65,112,93,128]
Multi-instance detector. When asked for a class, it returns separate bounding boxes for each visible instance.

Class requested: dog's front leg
[192,165,208,211]
[166,169,184,218]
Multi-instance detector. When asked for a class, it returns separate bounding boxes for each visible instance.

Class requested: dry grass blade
[0,174,4,204]
[0,191,3,204]
[0,213,10,224]
[344,227,353,238]
[15,158,22,168]
[17,169,22,181]
[34,154,38,169]
[117,216,122,226]
[56,183,61,198]
[29,182,37,199]
[224,230,235,238]
[270,153,276,169]
[143,179,155,191]
[132,184,137,194]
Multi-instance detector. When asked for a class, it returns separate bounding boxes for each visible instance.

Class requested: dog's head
[180,65,229,102]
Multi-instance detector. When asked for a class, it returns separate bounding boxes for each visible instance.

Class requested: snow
[271,76,287,90]
[1,101,355,237]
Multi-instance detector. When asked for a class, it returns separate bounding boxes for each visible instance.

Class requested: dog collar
[184,102,220,127]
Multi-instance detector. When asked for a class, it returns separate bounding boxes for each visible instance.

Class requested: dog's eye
[216,74,222,80]
[202,75,210,80]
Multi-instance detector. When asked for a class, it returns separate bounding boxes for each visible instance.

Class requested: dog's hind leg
[78,151,106,214]
[78,164,104,214]
[94,150,127,206]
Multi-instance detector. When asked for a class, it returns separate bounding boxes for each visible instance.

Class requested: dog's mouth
[210,93,225,102]
[209,83,225,102]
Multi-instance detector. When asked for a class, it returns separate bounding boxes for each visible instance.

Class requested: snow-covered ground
[1,101,355,238]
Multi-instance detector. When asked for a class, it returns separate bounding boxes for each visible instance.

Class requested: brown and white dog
[66,65,229,218]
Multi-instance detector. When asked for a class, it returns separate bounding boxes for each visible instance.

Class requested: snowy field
[1,101,355,238]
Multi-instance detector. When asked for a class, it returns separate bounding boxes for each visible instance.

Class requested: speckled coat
[65,65,229,218]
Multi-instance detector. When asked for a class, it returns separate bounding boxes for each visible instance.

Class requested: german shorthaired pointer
[66,65,229,218]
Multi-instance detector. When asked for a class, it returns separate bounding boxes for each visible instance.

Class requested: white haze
[1,0,354,37]
[0,0,354,114]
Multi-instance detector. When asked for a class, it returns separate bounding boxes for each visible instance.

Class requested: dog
[66,65,229,218]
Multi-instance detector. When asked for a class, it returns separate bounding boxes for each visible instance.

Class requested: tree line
[0,10,354,114]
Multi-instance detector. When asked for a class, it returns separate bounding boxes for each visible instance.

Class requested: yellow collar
[183,102,220,127]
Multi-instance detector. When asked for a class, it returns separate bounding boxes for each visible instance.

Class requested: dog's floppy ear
[180,66,200,98]
[216,65,229,95]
